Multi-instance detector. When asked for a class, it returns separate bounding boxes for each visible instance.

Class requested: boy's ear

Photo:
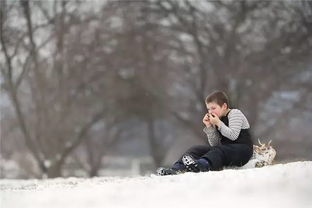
[222,103,228,109]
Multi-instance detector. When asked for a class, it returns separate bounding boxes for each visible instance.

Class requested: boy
[157,91,253,175]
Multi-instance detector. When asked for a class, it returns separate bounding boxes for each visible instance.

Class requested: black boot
[182,155,210,172]
[182,154,200,172]
[156,167,181,176]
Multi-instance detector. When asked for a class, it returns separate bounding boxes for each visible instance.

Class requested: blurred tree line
[0,0,311,178]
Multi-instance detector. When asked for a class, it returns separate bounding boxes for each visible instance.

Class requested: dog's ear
[268,140,272,146]
[258,139,266,148]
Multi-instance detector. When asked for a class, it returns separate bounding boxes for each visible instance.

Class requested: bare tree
[104,2,174,167]
[150,0,312,142]
[0,0,119,178]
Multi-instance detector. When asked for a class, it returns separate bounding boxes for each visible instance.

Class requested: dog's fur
[241,139,277,169]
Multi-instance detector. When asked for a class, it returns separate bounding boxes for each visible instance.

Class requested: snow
[1,161,312,208]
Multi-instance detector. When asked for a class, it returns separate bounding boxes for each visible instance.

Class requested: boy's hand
[203,113,211,127]
[209,113,221,127]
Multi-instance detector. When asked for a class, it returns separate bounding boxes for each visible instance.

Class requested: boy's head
[205,91,230,117]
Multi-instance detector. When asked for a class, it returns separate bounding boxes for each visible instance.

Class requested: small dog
[242,139,277,168]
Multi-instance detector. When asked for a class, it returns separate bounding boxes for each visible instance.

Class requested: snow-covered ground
[1,161,311,208]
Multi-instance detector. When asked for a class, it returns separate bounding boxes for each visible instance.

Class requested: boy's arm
[217,109,250,141]
[203,126,221,146]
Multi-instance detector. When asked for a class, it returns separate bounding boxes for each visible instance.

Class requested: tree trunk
[146,119,162,168]
[46,163,62,178]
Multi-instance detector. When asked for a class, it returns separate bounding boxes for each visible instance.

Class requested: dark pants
[173,144,253,171]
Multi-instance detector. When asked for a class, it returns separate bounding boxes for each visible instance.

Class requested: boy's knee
[208,146,223,154]
[186,145,205,154]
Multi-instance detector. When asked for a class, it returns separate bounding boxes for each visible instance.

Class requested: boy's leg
[182,145,212,159]
[201,144,253,170]
[173,145,211,172]
[157,145,211,175]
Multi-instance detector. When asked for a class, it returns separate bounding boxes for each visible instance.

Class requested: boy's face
[206,102,228,118]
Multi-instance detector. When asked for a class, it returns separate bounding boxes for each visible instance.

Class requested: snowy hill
[1,161,312,208]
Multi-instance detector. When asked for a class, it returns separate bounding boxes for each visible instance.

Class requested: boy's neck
[222,108,231,117]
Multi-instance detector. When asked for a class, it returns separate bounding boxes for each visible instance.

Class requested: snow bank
[1,161,311,208]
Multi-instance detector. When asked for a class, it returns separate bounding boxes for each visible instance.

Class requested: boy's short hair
[205,91,229,107]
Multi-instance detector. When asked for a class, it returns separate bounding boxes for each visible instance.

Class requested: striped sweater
[203,109,253,147]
